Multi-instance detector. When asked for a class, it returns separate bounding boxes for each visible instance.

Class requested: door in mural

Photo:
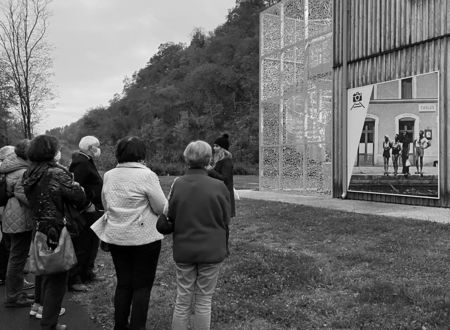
[399,118,415,155]
[358,119,375,166]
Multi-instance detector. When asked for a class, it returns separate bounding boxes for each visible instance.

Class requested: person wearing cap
[208,133,235,217]
[382,135,392,176]
[0,145,15,286]
[68,136,104,292]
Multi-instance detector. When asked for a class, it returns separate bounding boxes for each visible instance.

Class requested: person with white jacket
[91,136,167,330]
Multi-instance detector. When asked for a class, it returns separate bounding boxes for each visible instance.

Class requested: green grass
[72,178,450,329]
[157,175,259,191]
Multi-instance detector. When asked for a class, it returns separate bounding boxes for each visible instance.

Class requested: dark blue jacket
[169,168,230,264]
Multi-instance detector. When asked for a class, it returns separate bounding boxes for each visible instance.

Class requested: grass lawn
[73,176,450,329]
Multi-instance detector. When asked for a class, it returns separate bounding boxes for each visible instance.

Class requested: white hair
[183,140,212,167]
[0,145,15,161]
[79,136,100,152]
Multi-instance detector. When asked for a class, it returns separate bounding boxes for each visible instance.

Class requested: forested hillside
[48,0,274,173]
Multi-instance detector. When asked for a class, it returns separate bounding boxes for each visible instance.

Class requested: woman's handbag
[29,222,77,275]
[100,240,110,252]
[156,213,174,235]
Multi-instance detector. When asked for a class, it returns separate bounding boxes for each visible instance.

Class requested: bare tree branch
[0,0,53,138]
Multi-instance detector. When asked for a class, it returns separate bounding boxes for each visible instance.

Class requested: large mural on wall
[347,71,439,198]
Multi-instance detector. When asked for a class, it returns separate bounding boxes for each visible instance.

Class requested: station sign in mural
[347,71,439,199]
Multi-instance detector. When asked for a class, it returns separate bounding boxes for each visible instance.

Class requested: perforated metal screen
[259,0,332,193]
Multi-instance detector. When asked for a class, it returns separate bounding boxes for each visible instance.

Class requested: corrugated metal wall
[333,0,450,206]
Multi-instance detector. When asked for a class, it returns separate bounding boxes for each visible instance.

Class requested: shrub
[233,162,258,175]
[96,144,117,172]
[149,162,185,175]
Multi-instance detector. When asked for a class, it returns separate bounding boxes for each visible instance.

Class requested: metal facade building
[259,0,333,193]
[333,0,450,206]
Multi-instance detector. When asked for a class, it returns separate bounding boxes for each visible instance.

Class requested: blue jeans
[172,262,222,330]
[5,230,32,302]
[69,211,102,286]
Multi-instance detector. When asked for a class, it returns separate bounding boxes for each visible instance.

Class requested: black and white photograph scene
[0,0,450,329]
[348,72,440,198]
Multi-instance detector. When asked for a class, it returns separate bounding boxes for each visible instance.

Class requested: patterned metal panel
[260,0,332,193]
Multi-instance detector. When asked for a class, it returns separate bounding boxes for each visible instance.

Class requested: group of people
[382,130,430,177]
[0,132,235,330]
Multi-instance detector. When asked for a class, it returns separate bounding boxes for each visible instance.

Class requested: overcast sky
[38,0,237,133]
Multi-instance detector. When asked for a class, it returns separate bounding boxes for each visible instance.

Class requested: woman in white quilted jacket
[91,136,167,330]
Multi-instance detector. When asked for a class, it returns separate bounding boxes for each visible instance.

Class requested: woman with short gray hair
[169,140,231,330]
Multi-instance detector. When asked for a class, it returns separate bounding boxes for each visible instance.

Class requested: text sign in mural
[418,104,437,112]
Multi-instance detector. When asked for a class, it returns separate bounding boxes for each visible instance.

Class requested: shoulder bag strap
[167,177,179,201]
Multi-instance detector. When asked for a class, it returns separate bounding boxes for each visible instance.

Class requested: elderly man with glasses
[68,136,104,292]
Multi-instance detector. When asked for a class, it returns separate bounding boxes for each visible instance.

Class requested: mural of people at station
[347,71,439,198]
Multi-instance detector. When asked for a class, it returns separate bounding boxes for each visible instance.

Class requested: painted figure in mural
[382,135,392,176]
[391,134,402,176]
[414,130,431,177]
[400,131,411,178]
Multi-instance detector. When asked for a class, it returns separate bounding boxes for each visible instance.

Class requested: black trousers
[40,271,68,330]
[110,240,161,330]
[35,275,42,304]
[0,230,10,280]
[69,211,102,285]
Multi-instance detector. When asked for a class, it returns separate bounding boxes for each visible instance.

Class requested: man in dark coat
[399,131,411,178]
[68,136,104,291]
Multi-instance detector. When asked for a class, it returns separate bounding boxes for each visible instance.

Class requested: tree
[0,0,53,138]
[0,60,16,145]
[49,1,266,172]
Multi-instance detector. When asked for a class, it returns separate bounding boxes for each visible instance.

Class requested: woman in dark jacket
[169,140,230,330]
[208,133,235,217]
[23,135,88,330]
